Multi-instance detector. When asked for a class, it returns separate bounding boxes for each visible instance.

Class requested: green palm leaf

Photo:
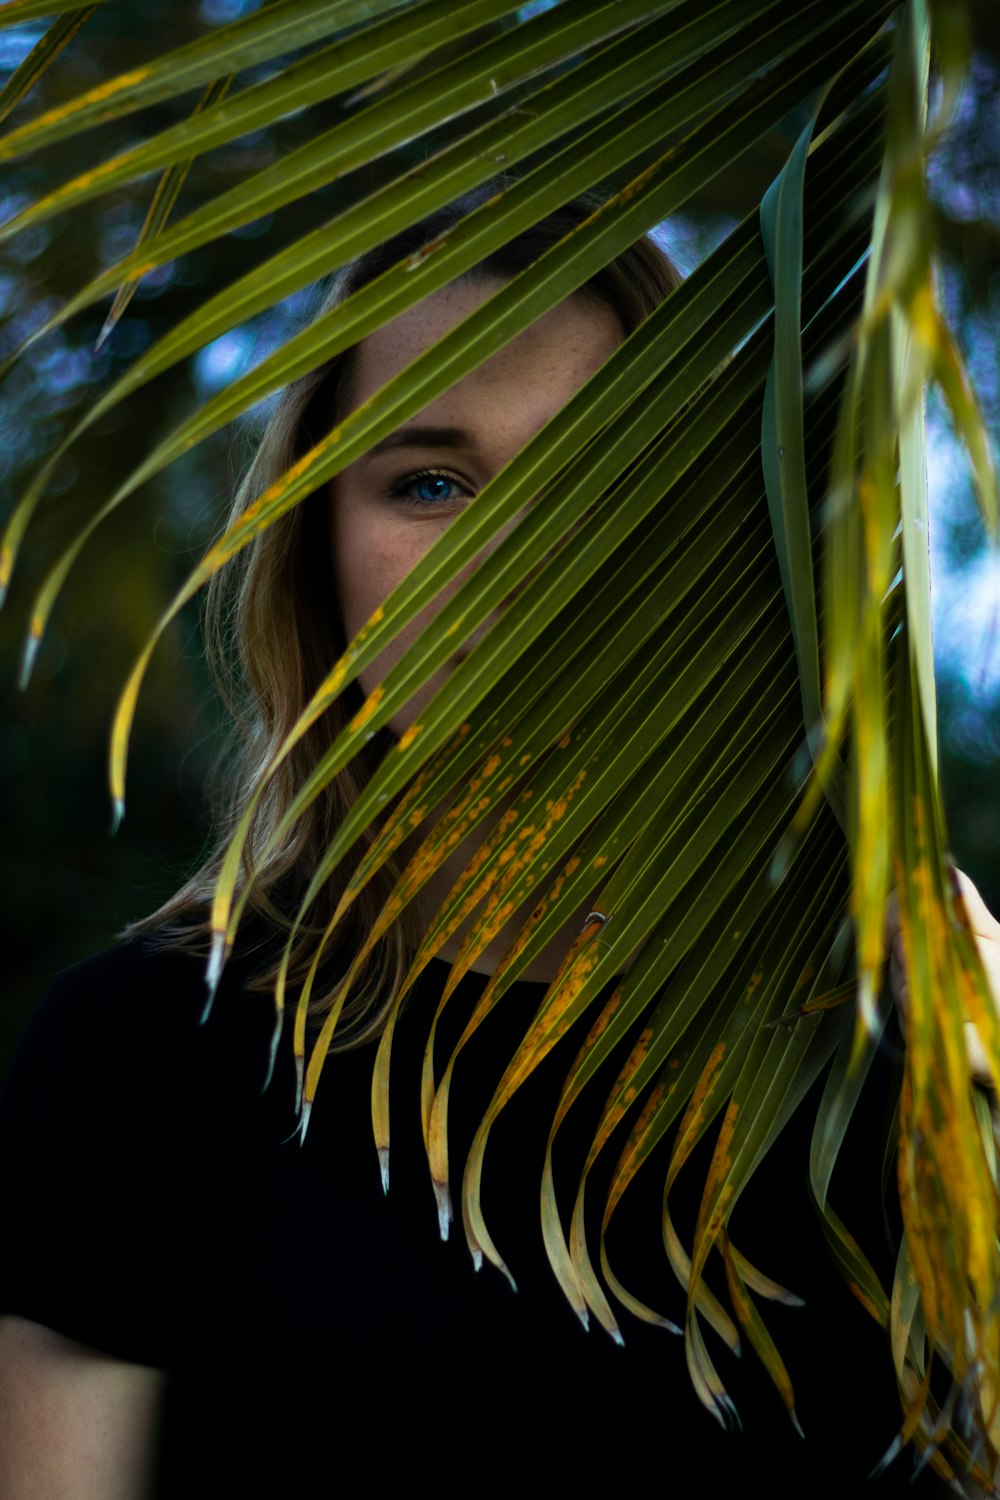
[3,0,997,1480]
[0,5,97,127]
[0,0,103,24]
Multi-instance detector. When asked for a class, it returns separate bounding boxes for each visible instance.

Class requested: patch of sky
[907,47,1000,755]
[191,282,320,428]
[193,327,257,393]
[0,294,60,358]
[106,320,152,359]
[135,261,178,299]
[923,57,1000,725]
[927,383,1000,712]
[928,54,1000,229]
[199,0,263,24]
[34,349,92,413]
[99,216,145,268]
[959,307,998,427]
[0,191,31,231]
[652,214,739,279]
[0,28,44,73]
[8,223,51,264]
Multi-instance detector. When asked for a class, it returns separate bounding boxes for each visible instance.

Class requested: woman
[1,197,998,1498]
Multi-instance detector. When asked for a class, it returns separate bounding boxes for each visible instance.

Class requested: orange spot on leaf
[349,686,384,731]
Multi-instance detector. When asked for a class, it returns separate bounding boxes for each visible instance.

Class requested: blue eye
[414,474,455,503]
[391,468,467,506]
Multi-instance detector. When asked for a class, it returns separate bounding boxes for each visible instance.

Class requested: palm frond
[3,0,998,1480]
[0,5,97,128]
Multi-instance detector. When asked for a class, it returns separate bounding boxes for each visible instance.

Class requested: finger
[951,867,1000,939]
[963,1020,992,1089]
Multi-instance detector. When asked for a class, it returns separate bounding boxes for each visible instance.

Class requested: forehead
[348,279,622,432]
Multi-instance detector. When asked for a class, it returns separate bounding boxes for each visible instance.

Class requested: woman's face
[329,277,621,735]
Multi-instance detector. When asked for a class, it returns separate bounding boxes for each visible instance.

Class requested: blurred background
[1,0,998,1068]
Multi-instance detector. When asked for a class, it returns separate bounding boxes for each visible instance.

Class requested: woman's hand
[885,869,1000,1087]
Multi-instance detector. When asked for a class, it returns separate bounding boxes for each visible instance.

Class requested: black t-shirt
[0,940,949,1496]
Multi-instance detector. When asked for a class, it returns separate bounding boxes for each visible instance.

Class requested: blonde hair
[134,192,682,1046]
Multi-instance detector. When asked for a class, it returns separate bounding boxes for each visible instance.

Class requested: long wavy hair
[134,191,682,1047]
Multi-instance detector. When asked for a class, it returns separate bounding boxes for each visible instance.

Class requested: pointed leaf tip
[856,971,879,1035]
[707,1394,736,1432]
[434,1180,451,1241]
[769,835,792,884]
[298,1098,312,1147]
[109,796,125,838]
[18,632,40,690]
[94,311,115,353]
[378,1148,389,1196]
[870,1433,903,1478]
[471,1248,483,1273]
[205,931,226,999]
[610,1327,624,1347]
[261,1010,282,1093]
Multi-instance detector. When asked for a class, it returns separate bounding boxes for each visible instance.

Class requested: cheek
[330,493,449,675]
[330,500,396,638]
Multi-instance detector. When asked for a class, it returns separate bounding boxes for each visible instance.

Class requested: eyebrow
[361,425,476,460]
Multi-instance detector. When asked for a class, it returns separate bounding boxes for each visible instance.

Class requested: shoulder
[18,934,272,1047]
[36,935,201,1025]
[0,938,288,1363]
[4,942,202,1106]
[35,934,221,1019]
[3,936,283,1137]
